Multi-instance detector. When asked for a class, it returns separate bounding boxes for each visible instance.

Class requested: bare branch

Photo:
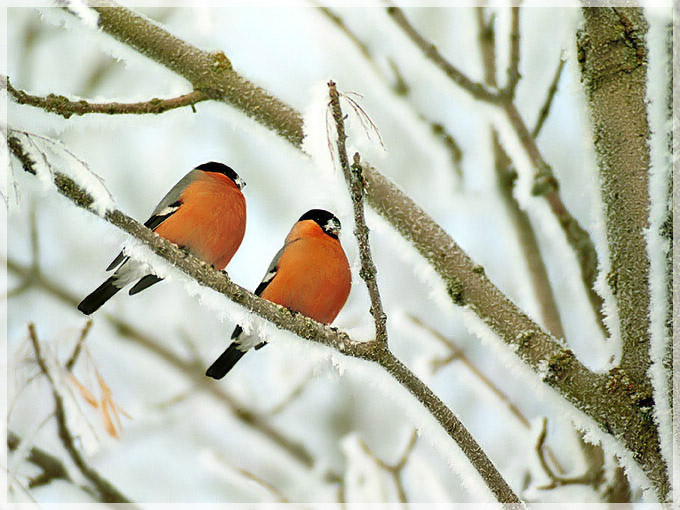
[27,324,132,503]
[534,418,603,491]
[7,430,72,489]
[504,6,521,97]
[11,134,521,503]
[328,82,388,344]
[476,8,497,87]
[492,131,565,339]
[88,1,304,145]
[65,319,93,371]
[531,58,566,138]
[4,76,208,117]
[389,5,607,336]
[386,6,499,103]
[6,257,317,469]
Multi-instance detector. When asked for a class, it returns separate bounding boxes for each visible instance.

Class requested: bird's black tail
[205,343,247,379]
[77,277,122,315]
[206,325,248,379]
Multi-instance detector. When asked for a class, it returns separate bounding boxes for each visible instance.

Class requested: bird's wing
[105,170,201,272]
[252,239,299,296]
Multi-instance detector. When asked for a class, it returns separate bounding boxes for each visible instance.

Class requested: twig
[389,5,607,336]
[492,131,565,339]
[65,319,93,371]
[11,136,521,503]
[4,76,208,118]
[358,430,417,503]
[504,6,521,98]
[47,3,670,496]
[531,58,565,138]
[27,324,132,503]
[328,82,388,345]
[409,314,567,476]
[476,8,497,86]
[7,430,72,489]
[6,257,317,470]
[386,6,499,103]
[318,8,462,177]
[231,464,289,503]
[534,418,603,491]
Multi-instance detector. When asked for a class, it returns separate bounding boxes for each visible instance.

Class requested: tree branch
[64,319,93,371]
[46,3,667,497]
[578,8,653,392]
[492,130,565,339]
[531,58,566,138]
[474,5,565,340]
[27,324,132,503]
[7,430,72,489]
[6,257,317,470]
[328,82,388,344]
[10,136,520,503]
[388,5,607,336]
[88,1,303,145]
[504,6,521,97]
[4,75,208,117]
[386,6,499,103]
[534,418,604,491]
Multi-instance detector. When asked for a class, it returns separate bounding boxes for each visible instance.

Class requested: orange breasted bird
[206,209,351,379]
[77,162,246,315]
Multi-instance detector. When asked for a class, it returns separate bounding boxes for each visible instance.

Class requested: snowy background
[3,3,673,505]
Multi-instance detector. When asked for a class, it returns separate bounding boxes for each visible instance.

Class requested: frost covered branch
[6,257,317,470]
[476,16,565,340]
[328,81,388,345]
[88,0,303,145]
[386,6,499,102]
[577,10,667,496]
[577,7,653,393]
[388,5,606,335]
[492,131,564,339]
[4,75,209,117]
[52,3,668,497]
[10,136,520,502]
[27,323,133,503]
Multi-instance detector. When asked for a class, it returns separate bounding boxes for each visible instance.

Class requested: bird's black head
[196,162,246,190]
[299,209,341,239]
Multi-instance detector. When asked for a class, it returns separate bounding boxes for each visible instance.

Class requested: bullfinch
[206,209,351,379]
[77,161,246,315]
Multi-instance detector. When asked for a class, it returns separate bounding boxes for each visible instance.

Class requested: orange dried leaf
[67,373,99,408]
[100,399,119,439]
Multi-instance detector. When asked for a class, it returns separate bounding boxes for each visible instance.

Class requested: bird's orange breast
[262,228,351,325]
[154,173,246,269]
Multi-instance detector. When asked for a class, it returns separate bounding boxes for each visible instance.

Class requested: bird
[206,208,351,379]
[77,161,246,315]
